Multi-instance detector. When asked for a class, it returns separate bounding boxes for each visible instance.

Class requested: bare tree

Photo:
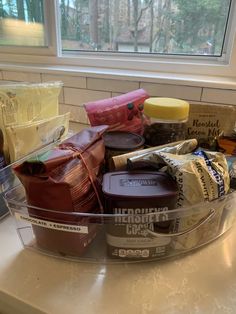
[127,0,131,26]
[111,0,120,50]
[25,0,43,23]
[17,0,25,20]
[103,0,110,43]
[132,0,152,52]
[162,0,172,52]
[6,0,15,16]
[132,0,139,51]
[89,0,99,49]
[149,0,154,52]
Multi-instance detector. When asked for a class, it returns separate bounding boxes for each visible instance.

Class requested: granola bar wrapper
[13,125,108,256]
[158,150,230,250]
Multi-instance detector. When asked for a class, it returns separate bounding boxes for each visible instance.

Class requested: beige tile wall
[0,69,236,126]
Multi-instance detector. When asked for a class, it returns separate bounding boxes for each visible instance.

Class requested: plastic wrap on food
[13,125,108,256]
[127,139,198,170]
[158,149,230,250]
[160,150,229,206]
[5,112,70,162]
[111,139,198,171]
[84,89,149,134]
[0,81,62,162]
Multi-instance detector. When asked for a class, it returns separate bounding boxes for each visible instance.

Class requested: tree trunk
[149,0,154,52]
[75,0,81,41]
[133,0,139,52]
[104,0,110,43]
[112,0,119,50]
[60,0,66,37]
[127,0,131,27]
[162,0,171,53]
[0,0,5,17]
[89,0,99,49]
[17,0,25,20]
[6,0,14,16]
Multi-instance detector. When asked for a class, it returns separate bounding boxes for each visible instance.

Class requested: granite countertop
[1,213,236,314]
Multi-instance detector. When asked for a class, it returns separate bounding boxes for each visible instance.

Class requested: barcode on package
[15,212,88,234]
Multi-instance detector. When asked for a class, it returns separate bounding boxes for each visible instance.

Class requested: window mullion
[44,0,61,56]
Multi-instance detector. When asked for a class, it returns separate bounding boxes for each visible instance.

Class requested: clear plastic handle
[147,208,216,238]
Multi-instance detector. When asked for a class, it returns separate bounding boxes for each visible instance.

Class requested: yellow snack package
[6,112,70,162]
[0,82,63,162]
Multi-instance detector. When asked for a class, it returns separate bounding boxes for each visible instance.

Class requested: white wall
[0,69,235,126]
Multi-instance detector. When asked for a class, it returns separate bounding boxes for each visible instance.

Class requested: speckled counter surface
[0,214,236,314]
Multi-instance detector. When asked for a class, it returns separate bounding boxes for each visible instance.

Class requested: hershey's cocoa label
[114,207,168,234]
[106,206,172,259]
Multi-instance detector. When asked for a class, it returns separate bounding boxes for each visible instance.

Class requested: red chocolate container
[102,171,178,260]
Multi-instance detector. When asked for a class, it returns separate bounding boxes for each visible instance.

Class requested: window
[0,0,236,78]
[0,0,46,47]
[59,0,232,57]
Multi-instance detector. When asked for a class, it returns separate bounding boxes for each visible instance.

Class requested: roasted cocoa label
[186,103,236,140]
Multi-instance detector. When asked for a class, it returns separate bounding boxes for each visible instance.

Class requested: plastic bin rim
[4,186,236,219]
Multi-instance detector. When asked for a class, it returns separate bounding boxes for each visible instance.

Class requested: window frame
[0,0,236,78]
[0,0,58,56]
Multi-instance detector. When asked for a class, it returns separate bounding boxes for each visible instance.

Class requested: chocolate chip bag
[158,150,230,207]
[158,149,230,250]
[13,125,108,256]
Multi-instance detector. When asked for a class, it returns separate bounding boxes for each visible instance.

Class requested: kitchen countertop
[1,213,236,314]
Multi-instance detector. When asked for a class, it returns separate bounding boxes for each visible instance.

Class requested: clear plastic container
[143,98,190,146]
[2,137,236,263]
[3,164,236,263]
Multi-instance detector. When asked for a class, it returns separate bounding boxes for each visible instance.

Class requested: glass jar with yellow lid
[143,97,190,146]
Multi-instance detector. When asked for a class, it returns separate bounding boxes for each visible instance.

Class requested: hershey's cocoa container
[102,171,178,260]
[103,131,144,171]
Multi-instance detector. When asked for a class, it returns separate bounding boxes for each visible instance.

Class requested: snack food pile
[9,89,236,260]
[0,82,70,219]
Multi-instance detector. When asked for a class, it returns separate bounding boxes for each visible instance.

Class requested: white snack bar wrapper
[158,149,230,250]
[158,150,230,207]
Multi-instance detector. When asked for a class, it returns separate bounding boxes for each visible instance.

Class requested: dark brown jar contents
[103,131,144,171]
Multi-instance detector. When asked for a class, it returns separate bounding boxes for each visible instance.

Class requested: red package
[13,125,108,257]
[84,89,149,134]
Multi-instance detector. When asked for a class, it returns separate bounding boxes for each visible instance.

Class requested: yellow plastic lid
[144,97,189,121]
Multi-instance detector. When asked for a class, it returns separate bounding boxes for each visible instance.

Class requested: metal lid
[102,171,178,199]
[103,131,145,151]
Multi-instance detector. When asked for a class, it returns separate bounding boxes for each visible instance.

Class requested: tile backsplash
[0,69,236,126]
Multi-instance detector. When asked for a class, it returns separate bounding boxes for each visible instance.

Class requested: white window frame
[0,0,58,56]
[0,0,236,79]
